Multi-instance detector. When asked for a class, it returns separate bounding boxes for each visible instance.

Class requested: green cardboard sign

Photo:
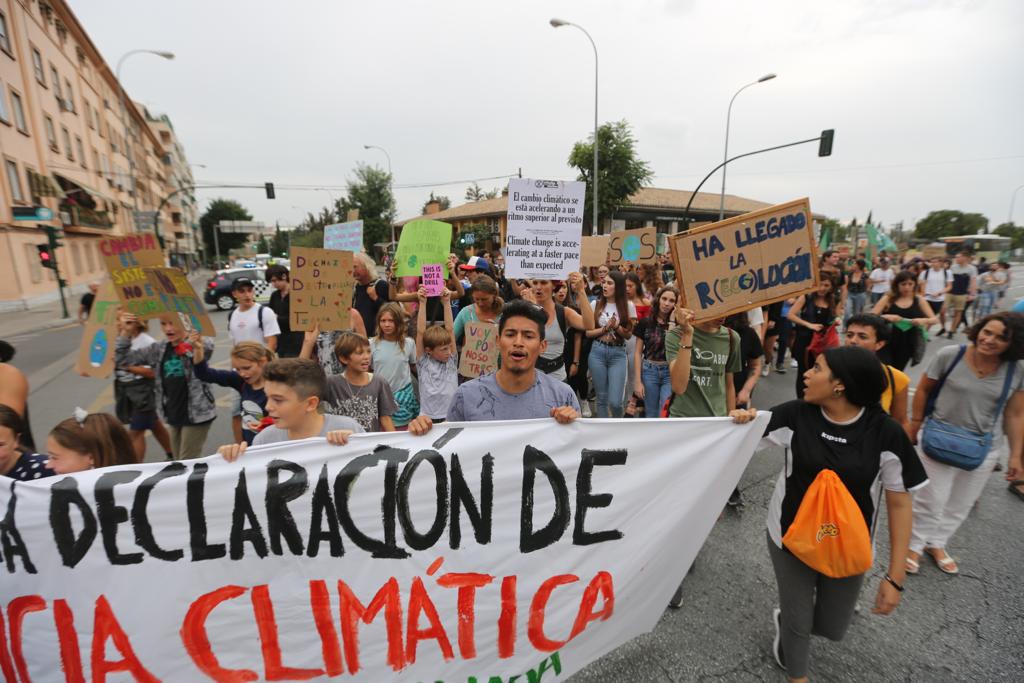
[394,220,452,277]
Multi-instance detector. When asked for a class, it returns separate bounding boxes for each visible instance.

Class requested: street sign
[133,211,159,222]
[217,220,266,233]
[13,206,54,221]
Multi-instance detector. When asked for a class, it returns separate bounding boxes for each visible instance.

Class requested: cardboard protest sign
[99,234,166,317]
[394,220,452,278]
[667,197,818,321]
[1,416,768,681]
[421,263,445,297]
[504,178,585,279]
[144,267,216,336]
[74,280,119,378]
[458,320,499,377]
[580,235,611,267]
[324,220,364,252]
[608,227,657,266]
[290,247,353,331]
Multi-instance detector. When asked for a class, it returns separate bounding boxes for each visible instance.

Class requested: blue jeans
[845,292,867,321]
[589,341,628,417]
[976,290,997,318]
[641,361,672,418]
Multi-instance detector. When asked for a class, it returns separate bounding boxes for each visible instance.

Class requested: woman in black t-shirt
[754,345,928,681]
[787,272,842,399]
[633,286,678,418]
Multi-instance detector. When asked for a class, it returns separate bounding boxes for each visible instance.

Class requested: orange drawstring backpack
[782,469,873,578]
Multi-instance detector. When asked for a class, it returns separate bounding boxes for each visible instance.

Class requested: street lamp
[1009,184,1024,225]
[115,49,175,233]
[719,73,776,220]
[363,144,394,248]
[550,18,599,235]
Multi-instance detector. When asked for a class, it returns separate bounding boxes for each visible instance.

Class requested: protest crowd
[2,225,1023,683]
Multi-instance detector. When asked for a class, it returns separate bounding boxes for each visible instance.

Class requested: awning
[27,170,64,198]
[53,173,116,207]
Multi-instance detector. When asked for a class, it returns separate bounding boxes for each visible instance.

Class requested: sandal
[925,547,959,575]
[1009,480,1024,502]
[905,555,920,576]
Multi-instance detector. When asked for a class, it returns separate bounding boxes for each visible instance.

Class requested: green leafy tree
[270,227,290,257]
[421,192,451,214]
[914,210,989,240]
[200,198,253,261]
[336,163,396,250]
[994,222,1024,250]
[568,120,653,231]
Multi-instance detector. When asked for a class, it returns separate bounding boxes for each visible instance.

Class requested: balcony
[59,204,114,229]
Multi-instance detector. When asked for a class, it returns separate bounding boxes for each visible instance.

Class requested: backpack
[228,303,268,335]
[554,303,568,337]
[782,469,873,578]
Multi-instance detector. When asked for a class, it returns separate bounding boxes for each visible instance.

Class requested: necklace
[968,348,1000,378]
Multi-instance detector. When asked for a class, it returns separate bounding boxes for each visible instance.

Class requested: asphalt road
[4,276,1023,681]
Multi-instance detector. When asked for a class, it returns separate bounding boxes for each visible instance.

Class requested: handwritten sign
[75,280,119,378]
[422,263,445,296]
[504,178,585,279]
[459,320,499,377]
[608,227,657,267]
[580,235,611,267]
[394,220,452,278]
[667,197,819,321]
[144,267,216,336]
[99,234,165,317]
[324,220,364,252]
[290,247,353,331]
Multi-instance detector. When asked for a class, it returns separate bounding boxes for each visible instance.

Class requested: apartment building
[0,0,192,310]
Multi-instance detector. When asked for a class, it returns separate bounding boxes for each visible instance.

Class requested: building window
[97,109,105,137]
[6,159,25,202]
[0,12,11,55]
[25,167,41,204]
[63,79,75,113]
[0,83,9,124]
[10,91,28,134]
[32,48,46,85]
[92,148,100,177]
[25,244,43,284]
[71,242,83,276]
[44,115,57,150]
[76,136,86,168]
[85,240,96,272]
[62,126,73,161]
[51,66,61,98]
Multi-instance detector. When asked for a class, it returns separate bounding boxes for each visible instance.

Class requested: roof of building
[396,188,776,226]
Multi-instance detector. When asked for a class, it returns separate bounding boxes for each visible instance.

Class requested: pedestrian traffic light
[37,244,55,269]
[818,129,835,157]
[265,182,275,199]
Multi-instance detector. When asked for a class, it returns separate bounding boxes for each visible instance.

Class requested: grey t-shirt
[418,352,458,420]
[323,374,398,432]
[927,345,1023,437]
[447,370,580,422]
[252,413,364,446]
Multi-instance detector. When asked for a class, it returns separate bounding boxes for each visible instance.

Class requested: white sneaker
[581,401,593,418]
[790,358,799,368]
[761,364,771,377]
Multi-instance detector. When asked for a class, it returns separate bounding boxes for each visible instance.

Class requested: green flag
[865,223,897,261]
[818,224,832,251]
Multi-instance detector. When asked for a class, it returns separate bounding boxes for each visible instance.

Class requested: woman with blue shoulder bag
[906,312,1024,575]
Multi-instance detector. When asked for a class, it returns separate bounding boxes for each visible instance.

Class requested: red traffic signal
[36,244,55,269]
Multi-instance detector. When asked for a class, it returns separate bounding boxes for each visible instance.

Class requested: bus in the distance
[941,235,1011,262]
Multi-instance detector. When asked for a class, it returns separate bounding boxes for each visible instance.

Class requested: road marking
[87,385,114,413]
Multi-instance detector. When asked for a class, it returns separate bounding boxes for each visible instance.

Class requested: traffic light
[44,224,63,249]
[818,129,835,157]
[265,182,275,199]
[37,244,55,269]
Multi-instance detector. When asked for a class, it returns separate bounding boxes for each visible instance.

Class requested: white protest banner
[505,178,585,280]
[422,263,445,297]
[324,220,364,252]
[0,416,768,681]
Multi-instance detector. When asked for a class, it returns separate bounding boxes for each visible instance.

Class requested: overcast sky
[73,0,1024,232]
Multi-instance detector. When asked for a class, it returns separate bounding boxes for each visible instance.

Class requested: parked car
[204,267,271,310]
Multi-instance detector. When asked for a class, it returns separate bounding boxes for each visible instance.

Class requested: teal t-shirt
[664,325,742,417]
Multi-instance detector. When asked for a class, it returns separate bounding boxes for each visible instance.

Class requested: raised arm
[415,286,428,357]
[565,272,595,330]
[668,305,695,395]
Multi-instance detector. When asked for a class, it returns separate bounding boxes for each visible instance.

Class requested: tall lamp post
[1009,183,1024,226]
[550,18,599,235]
[116,50,174,232]
[363,144,394,249]
[719,73,776,221]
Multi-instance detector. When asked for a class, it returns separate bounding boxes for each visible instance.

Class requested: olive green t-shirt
[664,325,742,417]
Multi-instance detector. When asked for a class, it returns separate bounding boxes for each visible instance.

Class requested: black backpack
[228,303,268,334]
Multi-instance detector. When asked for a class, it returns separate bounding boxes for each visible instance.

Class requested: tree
[421,192,451,214]
[270,226,290,257]
[336,163,396,250]
[994,222,1024,250]
[200,198,253,262]
[914,210,989,241]
[568,120,653,231]
[465,183,500,202]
